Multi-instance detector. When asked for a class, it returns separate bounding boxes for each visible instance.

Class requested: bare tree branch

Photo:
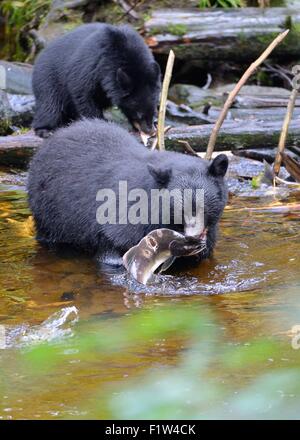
[205,29,290,160]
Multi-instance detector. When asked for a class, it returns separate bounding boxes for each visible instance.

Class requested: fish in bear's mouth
[123,227,208,285]
[132,121,156,145]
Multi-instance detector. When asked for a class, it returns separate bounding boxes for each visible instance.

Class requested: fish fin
[122,246,138,269]
[159,257,176,273]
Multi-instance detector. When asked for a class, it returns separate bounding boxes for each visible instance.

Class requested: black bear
[32,24,161,138]
[28,119,228,266]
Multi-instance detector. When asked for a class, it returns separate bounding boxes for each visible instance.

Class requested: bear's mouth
[183,225,208,256]
[132,121,156,138]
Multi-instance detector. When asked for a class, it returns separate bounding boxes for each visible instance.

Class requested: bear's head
[147,153,229,259]
[116,63,161,135]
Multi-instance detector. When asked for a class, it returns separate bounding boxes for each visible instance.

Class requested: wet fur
[28,119,228,265]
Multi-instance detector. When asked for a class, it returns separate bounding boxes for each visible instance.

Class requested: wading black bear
[28,119,228,265]
[32,24,161,138]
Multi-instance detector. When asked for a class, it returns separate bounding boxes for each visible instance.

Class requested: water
[0,178,300,419]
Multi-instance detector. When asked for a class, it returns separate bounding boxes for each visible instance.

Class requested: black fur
[32,24,161,137]
[27,119,228,265]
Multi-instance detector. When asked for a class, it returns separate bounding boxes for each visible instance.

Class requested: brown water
[0,179,300,419]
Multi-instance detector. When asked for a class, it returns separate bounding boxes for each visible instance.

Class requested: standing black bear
[28,119,228,266]
[32,24,161,138]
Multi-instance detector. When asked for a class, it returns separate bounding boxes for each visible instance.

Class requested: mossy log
[145,8,300,65]
[165,119,300,152]
[1,120,300,167]
[0,131,42,167]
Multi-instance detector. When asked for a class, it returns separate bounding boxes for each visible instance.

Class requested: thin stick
[178,140,199,157]
[157,50,175,150]
[275,175,300,187]
[273,88,298,176]
[205,29,290,160]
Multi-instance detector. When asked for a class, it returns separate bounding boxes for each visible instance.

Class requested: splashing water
[111,259,268,296]
[2,307,79,349]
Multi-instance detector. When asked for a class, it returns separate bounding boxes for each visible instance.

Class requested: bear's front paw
[35,128,53,139]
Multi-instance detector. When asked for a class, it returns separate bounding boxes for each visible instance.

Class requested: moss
[148,27,163,36]
[63,20,83,33]
[12,127,31,135]
[166,24,187,37]
[0,119,13,136]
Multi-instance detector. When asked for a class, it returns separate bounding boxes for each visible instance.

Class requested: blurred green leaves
[1,304,300,419]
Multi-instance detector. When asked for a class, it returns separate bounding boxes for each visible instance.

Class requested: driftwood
[165,119,300,152]
[232,147,300,164]
[274,88,298,175]
[205,29,289,159]
[281,151,300,182]
[157,50,175,150]
[145,8,300,65]
[1,119,300,167]
[0,119,300,167]
[0,131,42,167]
[169,84,300,110]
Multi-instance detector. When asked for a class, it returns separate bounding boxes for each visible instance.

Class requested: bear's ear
[117,68,132,91]
[151,61,161,80]
[148,164,172,186]
[208,154,228,178]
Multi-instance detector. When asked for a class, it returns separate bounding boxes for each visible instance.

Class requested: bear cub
[32,24,161,138]
[28,119,228,266]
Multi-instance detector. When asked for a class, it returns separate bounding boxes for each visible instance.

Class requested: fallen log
[232,147,300,164]
[0,131,42,167]
[281,151,300,182]
[165,119,300,152]
[145,8,300,65]
[1,119,300,167]
[169,84,300,111]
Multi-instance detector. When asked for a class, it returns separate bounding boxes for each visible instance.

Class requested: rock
[35,0,85,45]
[0,61,35,134]
[0,91,35,135]
[0,61,33,95]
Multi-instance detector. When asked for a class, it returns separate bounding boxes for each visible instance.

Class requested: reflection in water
[0,183,299,419]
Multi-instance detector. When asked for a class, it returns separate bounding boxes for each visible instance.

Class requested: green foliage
[1,0,50,29]
[0,0,51,60]
[1,304,300,419]
[198,0,245,7]
[251,175,262,189]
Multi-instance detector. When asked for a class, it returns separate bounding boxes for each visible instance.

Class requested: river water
[0,175,299,419]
